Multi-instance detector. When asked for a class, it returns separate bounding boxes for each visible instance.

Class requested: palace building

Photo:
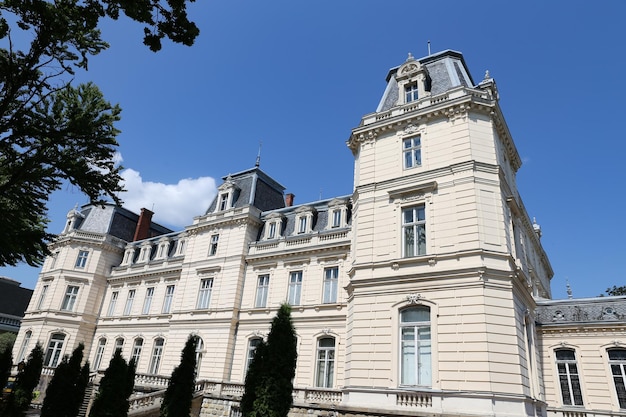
[13,50,626,417]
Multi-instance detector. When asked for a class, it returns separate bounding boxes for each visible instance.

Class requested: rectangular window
[44,333,66,367]
[219,193,229,211]
[287,271,303,306]
[94,338,106,370]
[323,267,338,304]
[405,82,419,103]
[75,250,89,268]
[162,285,175,313]
[209,234,219,256]
[36,284,49,310]
[255,275,270,308]
[17,331,32,363]
[61,285,79,311]
[142,287,154,314]
[268,222,276,239]
[316,338,336,388]
[332,209,341,228]
[402,205,426,257]
[132,338,143,364]
[123,289,136,316]
[556,349,583,406]
[298,216,307,234]
[403,136,421,169]
[149,338,165,375]
[400,307,431,386]
[197,278,213,309]
[609,349,626,408]
[107,291,119,316]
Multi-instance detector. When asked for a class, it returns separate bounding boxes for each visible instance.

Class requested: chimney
[133,208,154,241]
[285,193,295,207]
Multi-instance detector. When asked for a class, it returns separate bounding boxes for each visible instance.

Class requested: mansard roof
[69,203,173,242]
[205,167,286,213]
[377,49,475,112]
[536,296,626,326]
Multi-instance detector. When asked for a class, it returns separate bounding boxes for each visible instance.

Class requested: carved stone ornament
[401,63,419,74]
[403,123,421,135]
[322,328,332,335]
[406,293,423,304]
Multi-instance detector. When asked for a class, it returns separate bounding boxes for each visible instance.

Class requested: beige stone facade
[13,50,626,417]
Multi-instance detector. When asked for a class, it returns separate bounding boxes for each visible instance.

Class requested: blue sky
[1,1,624,298]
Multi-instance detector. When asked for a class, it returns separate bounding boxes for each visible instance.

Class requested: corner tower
[344,50,553,416]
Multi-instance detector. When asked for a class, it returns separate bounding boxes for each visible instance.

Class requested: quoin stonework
[13,50,626,417]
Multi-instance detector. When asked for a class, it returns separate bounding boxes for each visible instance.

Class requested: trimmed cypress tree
[89,349,136,417]
[41,343,90,417]
[4,343,44,417]
[242,303,298,417]
[0,343,13,400]
[159,335,198,417]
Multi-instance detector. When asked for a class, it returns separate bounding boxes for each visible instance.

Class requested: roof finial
[255,140,262,168]
[484,70,491,80]
[427,40,431,56]
[406,52,414,62]
[566,279,573,299]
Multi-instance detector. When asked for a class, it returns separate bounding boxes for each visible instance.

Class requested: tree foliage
[0,0,199,267]
[3,342,43,417]
[41,343,90,417]
[160,335,197,417]
[0,340,13,399]
[605,286,626,296]
[241,304,298,417]
[89,349,135,417]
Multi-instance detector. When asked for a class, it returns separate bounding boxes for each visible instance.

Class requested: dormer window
[218,193,229,211]
[174,236,187,256]
[263,213,284,240]
[138,243,152,263]
[405,82,419,103]
[293,206,315,235]
[122,246,136,266]
[326,198,349,229]
[154,239,170,260]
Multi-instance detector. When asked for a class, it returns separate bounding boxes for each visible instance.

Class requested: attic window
[218,193,230,211]
[405,82,419,103]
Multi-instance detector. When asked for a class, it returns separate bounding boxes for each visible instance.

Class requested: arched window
[400,306,431,386]
[132,338,144,365]
[149,338,165,375]
[555,349,583,406]
[94,338,106,370]
[17,331,32,363]
[245,338,263,374]
[608,349,626,408]
[194,337,204,373]
[44,333,66,367]
[316,337,335,388]
[114,337,124,356]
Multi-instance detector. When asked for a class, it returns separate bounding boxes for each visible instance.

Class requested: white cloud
[119,168,217,228]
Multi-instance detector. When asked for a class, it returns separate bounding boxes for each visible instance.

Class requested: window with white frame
[264,214,284,240]
[268,222,277,239]
[197,278,213,309]
[114,337,124,355]
[162,285,175,313]
[75,250,89,268]
[107,291,119,316]
[44,333,66,367]
[556,349,583,406]
[255,275,270,308]
[323,267,338,304]
[61,285,79,311]
[294,208,314,235]
[94,338,106,370]
[142,287,154,314]
[331,209,342,228]
[405,81,419,103]
[123,289,136,316]
[149,338,165,374]
[316,337,336,388]
[155,240,170,259]
[209,234,219,256]
[194,336,204,372]
[402,205,426,257]
[609,349,626,408]
[245,338,263,374]
[403,136,421,169]
[138,244,151,262]
[298,216,307,233]
[218,193,230,211]
[36,284,49,310]
[174,238,186,256]
[122,247,135,265]
[287,271,302,306]
[132,338,143,364]
[400,306,431,386]
[17,331,32,363]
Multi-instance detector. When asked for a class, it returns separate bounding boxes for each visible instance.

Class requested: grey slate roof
[536,296,626,325]
[378,50,476,112]
[205,167,286,214]
[0,277,33,318]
